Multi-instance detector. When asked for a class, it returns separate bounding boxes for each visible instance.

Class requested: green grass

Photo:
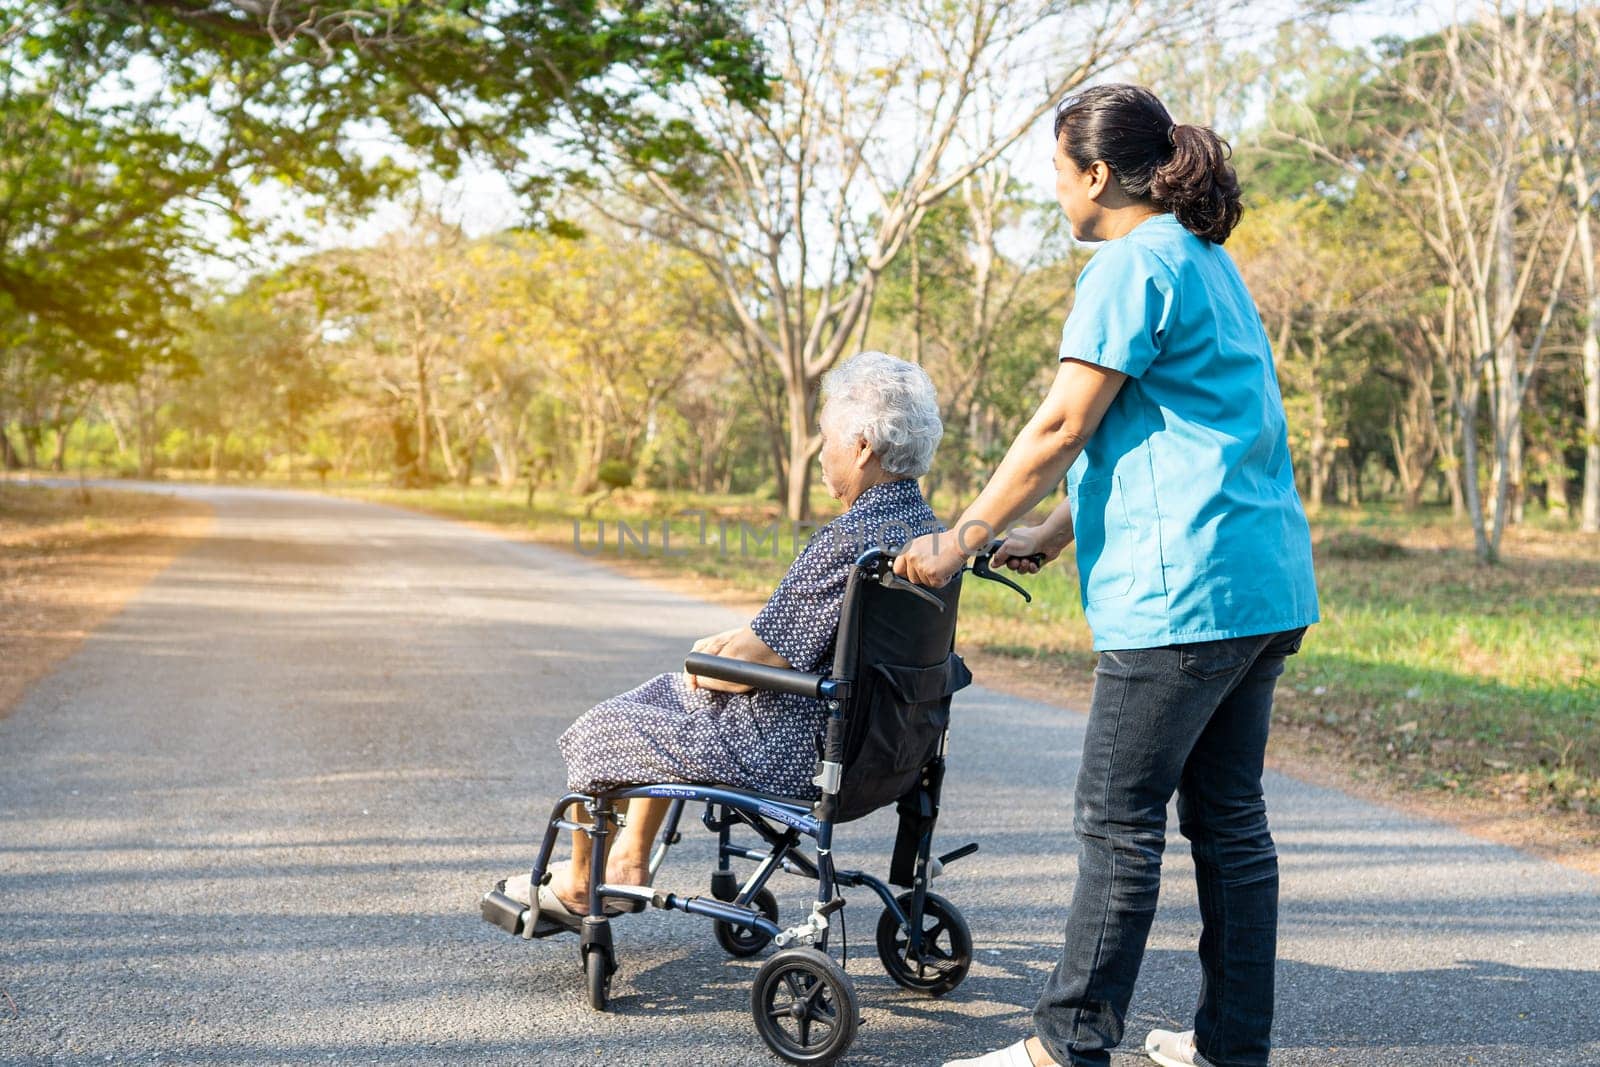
[321,481,1600,818]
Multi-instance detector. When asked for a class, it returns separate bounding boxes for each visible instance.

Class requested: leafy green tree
[0,0,769,436]
[176,282,334,480]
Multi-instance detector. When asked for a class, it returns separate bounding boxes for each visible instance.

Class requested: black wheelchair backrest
[829,553,972,823]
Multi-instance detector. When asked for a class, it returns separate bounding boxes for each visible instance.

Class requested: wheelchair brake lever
[877,570,947,612]
[969,539,1040,603]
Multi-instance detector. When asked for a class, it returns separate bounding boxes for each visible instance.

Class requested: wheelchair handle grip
[970,539,1039,603]
[978,537,1045,567]
[684,652,830,699]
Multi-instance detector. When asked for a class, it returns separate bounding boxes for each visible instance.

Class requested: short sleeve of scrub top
[1056,239,1176,378]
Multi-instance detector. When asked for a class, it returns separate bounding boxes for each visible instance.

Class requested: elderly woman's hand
[690,627,741,657]
[892,531,970,588]
[687,626,756,693]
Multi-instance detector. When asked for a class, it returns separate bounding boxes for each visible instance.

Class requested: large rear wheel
[875,891,971,995]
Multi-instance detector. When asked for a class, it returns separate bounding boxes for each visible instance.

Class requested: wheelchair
[480,539,1034,1064]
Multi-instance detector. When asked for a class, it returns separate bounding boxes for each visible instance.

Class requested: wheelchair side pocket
[837,653,971,823]
[867,656,971,775]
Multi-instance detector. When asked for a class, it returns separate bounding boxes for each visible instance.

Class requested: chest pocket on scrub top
[1072,476,1136,604]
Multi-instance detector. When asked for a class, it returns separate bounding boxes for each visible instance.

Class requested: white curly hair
[819,351,943,478]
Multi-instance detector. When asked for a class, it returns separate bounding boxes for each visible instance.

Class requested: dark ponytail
[1052,83,1243,244]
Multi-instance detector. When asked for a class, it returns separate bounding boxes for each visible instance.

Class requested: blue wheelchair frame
[480,541,1032,1062]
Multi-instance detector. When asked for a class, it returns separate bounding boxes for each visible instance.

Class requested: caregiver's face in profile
[1053,139,1104,242]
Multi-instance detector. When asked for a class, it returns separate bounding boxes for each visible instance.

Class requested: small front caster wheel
[714,887,779,958]
[584,945,614,1011]
[875,891,972,995]
[750,948,858,1065]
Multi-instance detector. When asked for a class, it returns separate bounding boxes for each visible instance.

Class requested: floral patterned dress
[558,478,940,798]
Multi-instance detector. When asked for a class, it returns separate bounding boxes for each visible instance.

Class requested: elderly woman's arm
[686,625,792,693]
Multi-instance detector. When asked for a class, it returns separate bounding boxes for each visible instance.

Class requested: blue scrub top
[1059,213,1319,650]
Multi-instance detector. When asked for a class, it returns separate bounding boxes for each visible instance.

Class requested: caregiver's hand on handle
[993,500,1075,575]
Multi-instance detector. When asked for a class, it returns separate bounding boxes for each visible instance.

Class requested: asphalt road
[2,483,1597,1066]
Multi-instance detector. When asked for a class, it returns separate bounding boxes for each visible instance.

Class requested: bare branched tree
[572,0,1214,518]
[1530,6,1600,532]
[1277,0,1585,561]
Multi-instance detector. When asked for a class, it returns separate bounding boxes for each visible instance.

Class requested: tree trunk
[413,335,432,487]
[1579,211,1600,533]
[910,231,924,367]
[1583,315,1600,533]
[390,415,417,486]
[1391,349,1438,511]
[1390,420,1425,511]
[51,420,70,471]
[1308,389,1330,514]
[1430,311,1467,518]
[1460,379,1494,564]
[134,378,156,478]
[696,439,715,494]
[489,434,520,489]
[456,425,484,487]
[571,407,605,495]
[783,379,821,521]
[1488,171,1523,532]
[1543,444,1570,519]
[0,421,21,469]
[1304,338,1332,513]
[431,409,461,483]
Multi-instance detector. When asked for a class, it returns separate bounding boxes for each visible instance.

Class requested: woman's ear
[1085,160,1114,202]
[853,436,874,469]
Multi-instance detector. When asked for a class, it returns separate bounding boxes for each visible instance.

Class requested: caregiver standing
[893,84,1319,1067]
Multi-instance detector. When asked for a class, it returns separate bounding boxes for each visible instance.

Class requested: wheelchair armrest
[683,652,828,699]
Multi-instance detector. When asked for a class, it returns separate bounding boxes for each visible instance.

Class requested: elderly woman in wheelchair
[482,351,1033,1065]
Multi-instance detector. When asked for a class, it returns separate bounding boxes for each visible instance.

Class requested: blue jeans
[1034,627,1307,1067]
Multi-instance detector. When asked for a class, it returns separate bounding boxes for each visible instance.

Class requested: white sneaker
[942,1040,1037,1067]
[1144,1028,1198,1067]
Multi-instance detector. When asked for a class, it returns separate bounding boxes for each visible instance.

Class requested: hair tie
[1166,123,1178,147]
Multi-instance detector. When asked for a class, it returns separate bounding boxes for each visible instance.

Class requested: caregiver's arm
[894,358,1126,586]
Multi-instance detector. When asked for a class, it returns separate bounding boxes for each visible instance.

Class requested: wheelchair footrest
[481,888,588,940]
[481,889,529,936]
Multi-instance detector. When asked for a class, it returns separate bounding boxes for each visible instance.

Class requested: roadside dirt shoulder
[0,482,212,718]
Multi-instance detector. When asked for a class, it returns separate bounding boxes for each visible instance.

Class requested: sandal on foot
[534,880,586,932]
[504,862,646,917]
[505,870,643,921]
[500,870,542,907]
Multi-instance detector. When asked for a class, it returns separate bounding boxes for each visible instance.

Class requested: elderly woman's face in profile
[817,405,866,502]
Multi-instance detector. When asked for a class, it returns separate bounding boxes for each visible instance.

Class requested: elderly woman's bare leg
[549,797,674,911]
